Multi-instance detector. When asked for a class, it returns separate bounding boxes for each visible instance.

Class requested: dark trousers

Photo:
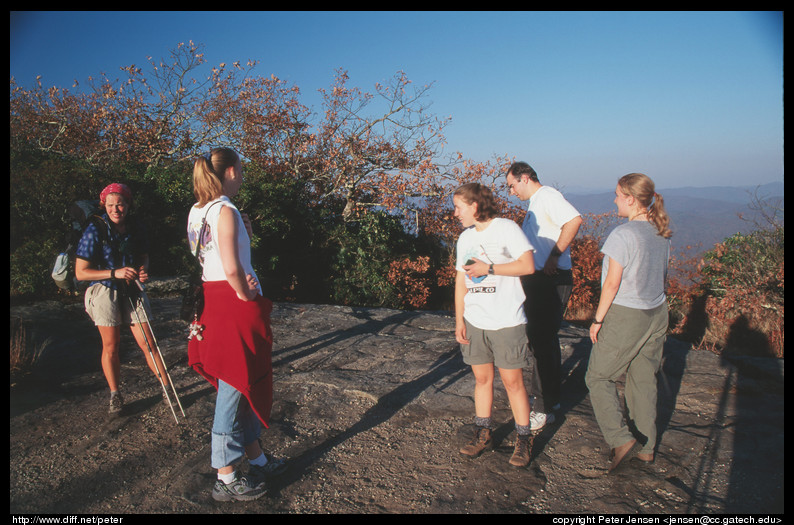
[522,270,573,413]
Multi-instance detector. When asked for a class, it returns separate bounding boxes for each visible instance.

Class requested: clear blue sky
[10,11,784,192]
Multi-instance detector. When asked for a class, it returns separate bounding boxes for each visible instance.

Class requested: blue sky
[10,11,783,192]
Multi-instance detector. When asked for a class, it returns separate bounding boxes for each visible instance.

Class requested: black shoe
[248,454,288,486]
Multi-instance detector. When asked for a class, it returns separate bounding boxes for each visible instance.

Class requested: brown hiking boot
[509,435,531,467]
[460,426,493,457]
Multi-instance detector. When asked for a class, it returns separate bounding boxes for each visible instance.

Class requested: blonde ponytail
[647,191,672,239]
[618,173,672,238]
[192,148,240,207]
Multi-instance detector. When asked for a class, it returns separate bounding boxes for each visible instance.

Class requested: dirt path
[10,296,784,514]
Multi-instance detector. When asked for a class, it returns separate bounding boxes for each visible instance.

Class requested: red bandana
[100,183,132,204]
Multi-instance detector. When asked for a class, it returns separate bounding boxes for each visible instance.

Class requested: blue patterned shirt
[75,214,148,290]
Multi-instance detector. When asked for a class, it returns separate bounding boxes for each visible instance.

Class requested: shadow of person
[723,314,773,358]
[655,292,706,456]
[654,336,690,458]
[678,293,709,345]
[673,313,783,513]
[720,314,783,513]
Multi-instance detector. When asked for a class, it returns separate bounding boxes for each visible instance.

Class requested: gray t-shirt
[600,221,670,309]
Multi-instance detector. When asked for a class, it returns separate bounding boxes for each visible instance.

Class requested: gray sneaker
[109,392,124,415]
[212,471,267,502]
[248,454,288,486]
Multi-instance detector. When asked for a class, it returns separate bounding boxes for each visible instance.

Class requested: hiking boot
[109,392,124,415]
[509,435,531,467]
[529,411,555,431]
[248,454,288,486]
[460,426,493,457]
[211,471,267,502]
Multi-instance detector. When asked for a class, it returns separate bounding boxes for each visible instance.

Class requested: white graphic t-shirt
[186,196,261,294]
[455,218,534,330]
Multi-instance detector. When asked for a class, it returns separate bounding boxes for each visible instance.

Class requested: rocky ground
[10,281,785,515]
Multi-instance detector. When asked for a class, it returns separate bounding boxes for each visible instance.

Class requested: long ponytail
[192,147,240,207]
[618,173,672,238]
[647,191,672,238]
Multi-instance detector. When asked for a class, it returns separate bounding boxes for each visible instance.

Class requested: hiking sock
[515,423,532,437]
[249,452,268,467]
[218,471,236,484]
[474,416,492,429]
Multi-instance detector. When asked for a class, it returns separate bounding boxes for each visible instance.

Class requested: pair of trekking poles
[123,280,185,424]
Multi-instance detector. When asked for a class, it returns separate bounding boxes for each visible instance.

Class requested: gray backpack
[51,200,108,292]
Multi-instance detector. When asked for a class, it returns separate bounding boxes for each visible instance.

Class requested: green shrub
[10,150,197,299]
[694,227,784,357]
[327,210,415,308]
[11,150,105,299]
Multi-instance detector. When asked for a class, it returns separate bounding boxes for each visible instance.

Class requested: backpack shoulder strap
[87,215,110,245]
[194,200,224,258]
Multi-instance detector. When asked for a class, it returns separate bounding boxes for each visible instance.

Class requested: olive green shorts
[460,320,530,370]
[84,283,152,327]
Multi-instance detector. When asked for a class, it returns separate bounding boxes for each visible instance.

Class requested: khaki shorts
[84,283,153,327]
[460,320,530,370]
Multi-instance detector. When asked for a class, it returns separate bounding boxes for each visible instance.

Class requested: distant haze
[562,182,784,259]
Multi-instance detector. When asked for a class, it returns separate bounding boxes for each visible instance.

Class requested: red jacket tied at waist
[188,280,273,427]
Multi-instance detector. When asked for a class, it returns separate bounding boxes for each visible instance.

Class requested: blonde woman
[585,173,672,472]
[187,148,286,502]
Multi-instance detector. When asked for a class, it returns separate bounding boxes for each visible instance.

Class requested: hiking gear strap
[181,199,223,324]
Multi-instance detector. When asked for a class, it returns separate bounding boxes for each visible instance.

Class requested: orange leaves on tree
[387,256,432,309]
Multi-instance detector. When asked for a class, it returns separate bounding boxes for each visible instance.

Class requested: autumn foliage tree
[10,41,477,309]
[10,40,784,356]
[10,41,306,169]
[261,69,452,218]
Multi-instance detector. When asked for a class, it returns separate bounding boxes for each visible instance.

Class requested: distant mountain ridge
[564,182,784,258]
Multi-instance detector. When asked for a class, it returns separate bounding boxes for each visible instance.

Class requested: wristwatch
[592,318,603,325]
[488,264,494,275]
[110,268,116,280]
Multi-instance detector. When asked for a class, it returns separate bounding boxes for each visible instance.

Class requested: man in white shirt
[506,162,583,430]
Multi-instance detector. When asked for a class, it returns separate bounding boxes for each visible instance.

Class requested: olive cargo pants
[585,302,668,455]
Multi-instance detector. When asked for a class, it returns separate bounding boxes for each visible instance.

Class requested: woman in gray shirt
[585,173,672,472]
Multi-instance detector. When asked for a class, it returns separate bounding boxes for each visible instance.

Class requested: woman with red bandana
[75,183,168,415]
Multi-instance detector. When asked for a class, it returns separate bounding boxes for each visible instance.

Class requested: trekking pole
[124,282,181,424]
[132,280,186,419]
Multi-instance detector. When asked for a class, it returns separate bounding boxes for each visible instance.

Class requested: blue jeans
[211,379,262,469]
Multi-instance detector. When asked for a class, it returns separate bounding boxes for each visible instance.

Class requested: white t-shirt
[521,186,581,270]
[187,196,261,294]
[456,218,534,330]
